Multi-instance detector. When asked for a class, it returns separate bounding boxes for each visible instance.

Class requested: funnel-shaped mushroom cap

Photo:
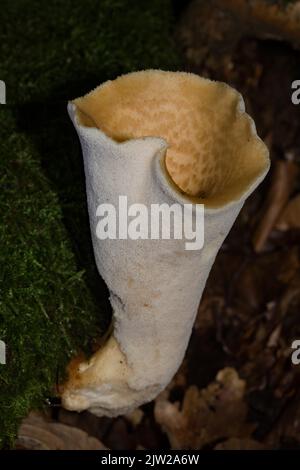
[62,71,270,417]
[74,70,269,208]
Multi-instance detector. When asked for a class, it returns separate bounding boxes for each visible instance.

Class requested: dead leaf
[16,412,107,450]
[266,391,300,447]
[154,368,254,449]
[253,160,299,252]
[277,247,300,284]
[276,194,300,231]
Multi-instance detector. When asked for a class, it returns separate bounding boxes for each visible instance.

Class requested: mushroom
[61,70,270,416]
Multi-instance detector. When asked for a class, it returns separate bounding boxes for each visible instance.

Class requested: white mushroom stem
[61,70,270,416]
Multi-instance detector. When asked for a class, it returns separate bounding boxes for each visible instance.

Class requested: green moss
[0,0,180,447]
[0,110,104,446]
[1,0,179,105]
